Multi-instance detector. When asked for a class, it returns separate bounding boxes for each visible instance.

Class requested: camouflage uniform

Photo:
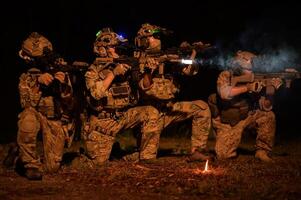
[212,70,276,159]
[17,68,72,172]
[137,54,211,156]
[133,23,211,158]
[158,101,211,152]
[84,62,160,164]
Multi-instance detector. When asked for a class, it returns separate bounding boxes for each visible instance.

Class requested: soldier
[17,32,74,180]
[209,50,282,162]
[134,23,212,162]
[83,28,160,165]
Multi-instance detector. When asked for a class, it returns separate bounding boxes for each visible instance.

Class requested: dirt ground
[0,134,301,200]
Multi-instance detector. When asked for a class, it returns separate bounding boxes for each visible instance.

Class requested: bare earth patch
[0,136,300,199]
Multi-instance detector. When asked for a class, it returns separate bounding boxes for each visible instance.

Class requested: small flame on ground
[204,160,209,172]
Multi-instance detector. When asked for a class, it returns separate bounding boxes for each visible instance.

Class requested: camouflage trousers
[17,107,65,172]
[141,100,211,156]
[83,106,160,165]
[213,110,276,159]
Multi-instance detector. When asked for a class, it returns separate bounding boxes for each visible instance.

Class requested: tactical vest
[219,94,250,126]
[105,81,133,109]
[208,93,251,126]
[88,68,136,112]
[26,68,71,120]
[145,76,179,100]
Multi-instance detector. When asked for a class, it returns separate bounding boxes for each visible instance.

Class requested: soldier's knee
[85,130,114,160]
[86,130,105,143]
[259,111,276,124]
[18,111,38,133]
[193,100,211,118]
[193,100,209,110]
[143,107,162,133]
[145,106,160,119]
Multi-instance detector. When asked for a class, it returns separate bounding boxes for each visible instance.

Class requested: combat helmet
[19,32,53,60]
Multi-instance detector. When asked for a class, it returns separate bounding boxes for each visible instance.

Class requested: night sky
[1,0,301,142]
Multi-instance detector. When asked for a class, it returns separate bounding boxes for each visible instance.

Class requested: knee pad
[19,113,39,133]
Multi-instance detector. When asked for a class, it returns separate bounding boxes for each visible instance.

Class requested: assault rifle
[42,60,89,148]
[231,68,301,95]
[44,60,89,74]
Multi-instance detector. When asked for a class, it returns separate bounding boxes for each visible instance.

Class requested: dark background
[1,0,301,143]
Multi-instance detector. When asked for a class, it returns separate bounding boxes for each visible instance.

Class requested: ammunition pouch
[37,96,57,119]
[220,98,249,126]
[145,77,178,100]
[109,84,131,97]
[97,111,114,119]
[87,81,134,111]
[106,82,132,109]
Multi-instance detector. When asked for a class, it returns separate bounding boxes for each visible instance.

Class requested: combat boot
[122,152,140,162]
[255,150,273,162]
[25,168,42,180]
[3,143,19,169]
[187,149,210,162]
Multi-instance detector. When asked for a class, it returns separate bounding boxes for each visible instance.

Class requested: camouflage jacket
[217,70,272,111]
[137,53,180,102]
[19,68,73,118]
[85,62,134,111]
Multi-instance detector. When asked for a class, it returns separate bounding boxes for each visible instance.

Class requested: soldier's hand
[113,63,131,76]
[246,81,263,93]
[55,58,67,65]
[180,41,191,48]
[192,41,204,46]
[270,78,283,90]
[182,65,198,76]
[54,72,66,83]
[38,73,54,86]
[145,57,159,71]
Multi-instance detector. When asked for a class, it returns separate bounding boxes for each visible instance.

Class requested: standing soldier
[134,23,212,162]
[17,32,74,180]
[209,50,282,162]
[83,28,160,165]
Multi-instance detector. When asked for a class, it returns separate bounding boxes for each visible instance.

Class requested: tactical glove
[113,63,130,76]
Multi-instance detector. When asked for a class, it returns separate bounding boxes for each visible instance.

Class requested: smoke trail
[252,47,299,72]
[203,18,301,72]
[195,45,300,73]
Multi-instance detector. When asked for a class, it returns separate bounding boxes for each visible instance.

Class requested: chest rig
[138,52,179,100]
[24,68,59,119]
[106,79,132,109]
[90,61,136,112]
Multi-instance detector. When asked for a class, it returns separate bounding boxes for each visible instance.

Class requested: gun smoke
[252,47,299,72]
[203,47,300,72]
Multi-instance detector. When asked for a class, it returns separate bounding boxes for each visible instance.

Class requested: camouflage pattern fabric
[17,68,71,172]
[17,108,65,172]
[160,100,211,152]
[138,100,212,157]
[83,106,160,164]
[213,110,275,159]
[137,55,212,157]
[84,62,161,164]
[213,70,276,159]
